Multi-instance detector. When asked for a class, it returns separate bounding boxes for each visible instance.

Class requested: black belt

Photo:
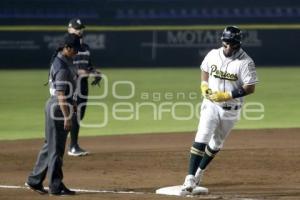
[222,105,241,110]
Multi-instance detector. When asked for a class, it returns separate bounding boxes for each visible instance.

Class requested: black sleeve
[83,43,94,71]
[55,69,69,91]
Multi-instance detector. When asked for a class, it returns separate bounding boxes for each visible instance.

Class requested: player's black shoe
[25,182,48,194]
[68,145,89,157]
[49,183,76,196]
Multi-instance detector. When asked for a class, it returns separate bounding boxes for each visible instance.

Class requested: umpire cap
[221,26,242,44]
[68,18,85,30]
[63,33,81,51]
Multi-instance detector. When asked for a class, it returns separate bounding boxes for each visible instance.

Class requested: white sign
[141,30,262,59]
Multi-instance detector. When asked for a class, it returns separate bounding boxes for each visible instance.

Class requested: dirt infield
[1,128,300,200]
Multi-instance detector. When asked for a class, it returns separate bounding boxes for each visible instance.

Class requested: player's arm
[200,70,212,98]
[199,51,212,98]
[228,83,256,99]
[78,69,89,76]
[86,52,102,86]
[57,91,71,131]
[242,84,255,95]
[90,68,102,86]
[55,69,72,131]
[209,60,257,102]
[77,67,102,86]
[201,70,209,82]
[209,84,256,102]
[238,61,257,97]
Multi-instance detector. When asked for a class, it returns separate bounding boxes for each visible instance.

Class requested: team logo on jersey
[210,65,238,81]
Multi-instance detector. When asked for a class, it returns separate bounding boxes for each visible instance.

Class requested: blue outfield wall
[2,0,300,26]
[0,25,299,68]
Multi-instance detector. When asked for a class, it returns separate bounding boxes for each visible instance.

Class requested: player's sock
[188,142,206,175]
[199,145,219,170]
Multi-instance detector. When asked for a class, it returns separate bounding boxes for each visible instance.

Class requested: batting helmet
[221,26,242,44]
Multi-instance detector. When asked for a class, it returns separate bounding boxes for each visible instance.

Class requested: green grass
[0,67,299,140]
[236,67,300,129]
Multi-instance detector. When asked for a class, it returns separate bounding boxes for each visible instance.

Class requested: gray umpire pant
[27,97,69,193]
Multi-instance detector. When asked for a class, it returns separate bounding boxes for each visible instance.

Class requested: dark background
[0,0,300,68]
[2,0,300,26]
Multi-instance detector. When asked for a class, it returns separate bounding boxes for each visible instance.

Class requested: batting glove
[200,81,212,98]
[209,91,232,102]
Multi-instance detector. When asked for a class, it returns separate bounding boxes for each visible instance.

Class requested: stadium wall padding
[0,25,298,68]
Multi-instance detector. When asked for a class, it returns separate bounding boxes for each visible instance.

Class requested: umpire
[67,18,102,156]
[25,34,80,196]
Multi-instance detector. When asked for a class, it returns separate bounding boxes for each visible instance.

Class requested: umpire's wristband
[231,87,246,98]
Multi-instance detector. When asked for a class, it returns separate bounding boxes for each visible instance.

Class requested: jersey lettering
[210,65,238,81]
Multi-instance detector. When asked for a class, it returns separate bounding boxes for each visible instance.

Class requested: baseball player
[67,18,102,156]
[182,26,258,193]
[25,34,80,195]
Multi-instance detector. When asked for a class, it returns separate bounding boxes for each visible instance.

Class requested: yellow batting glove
[209,91,232,102]
[200,81,212,98]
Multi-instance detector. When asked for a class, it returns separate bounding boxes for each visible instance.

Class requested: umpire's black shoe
[25,182,48,195]
[49,184,76,196]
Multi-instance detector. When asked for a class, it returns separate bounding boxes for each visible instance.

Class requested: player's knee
[195,130,211,144]
[208,139,224,151]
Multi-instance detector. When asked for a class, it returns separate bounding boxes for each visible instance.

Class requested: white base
[156,185,208,196]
